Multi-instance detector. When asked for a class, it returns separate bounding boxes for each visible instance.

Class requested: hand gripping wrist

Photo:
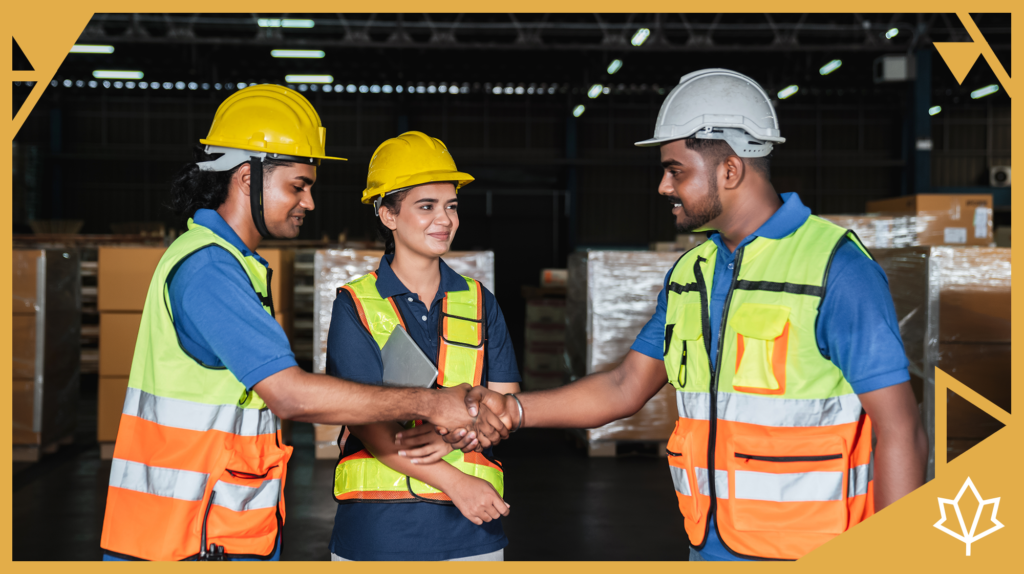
[507,393,525,433]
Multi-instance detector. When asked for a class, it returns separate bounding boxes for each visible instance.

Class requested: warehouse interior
[11,13,1011,561]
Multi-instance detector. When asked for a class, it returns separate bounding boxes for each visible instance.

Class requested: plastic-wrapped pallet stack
[311,249,495,459]
[566,250,682,456]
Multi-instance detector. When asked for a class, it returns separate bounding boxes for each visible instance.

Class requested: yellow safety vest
[332,271,504,503]
[664,215,875,560]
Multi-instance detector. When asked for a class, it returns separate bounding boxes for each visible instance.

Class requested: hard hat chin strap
[248,157,275,240]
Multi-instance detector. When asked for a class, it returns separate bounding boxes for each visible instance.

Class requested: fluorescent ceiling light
[631,28,650,47]
[573,105,586,117]
[607,59,623,75]
[71,44,114,54]
[259,18,314,28]
[971,84,999,99]
[285,74,333,84]
[92,70,144,80]
[885,28,899,40]
[819,59,842,75]
[928,106,942,116]
[271,49,325,59]
[777,85,799,99]
[588,84,603,99]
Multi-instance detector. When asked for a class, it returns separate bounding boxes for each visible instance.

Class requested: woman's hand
[443,474,510,526]
[394,422,453,464]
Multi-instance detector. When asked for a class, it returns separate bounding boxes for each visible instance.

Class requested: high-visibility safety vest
[663,215,875,561]
[100,220,292,561]
[332,271,504,503]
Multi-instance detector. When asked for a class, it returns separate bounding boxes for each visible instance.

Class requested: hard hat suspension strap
[249,157,273,239]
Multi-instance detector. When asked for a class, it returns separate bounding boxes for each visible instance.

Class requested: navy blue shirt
[631,192,910,561]
[104,208,293,561]
[327,254,520,561]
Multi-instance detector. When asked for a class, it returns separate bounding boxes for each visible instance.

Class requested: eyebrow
[661,160,683,168]
[294,176,315,186]
[414,198,438,204]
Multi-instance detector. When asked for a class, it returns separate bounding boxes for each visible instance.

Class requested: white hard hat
[635,68,784,157]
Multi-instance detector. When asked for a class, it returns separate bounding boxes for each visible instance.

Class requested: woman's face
[383,182,459,258]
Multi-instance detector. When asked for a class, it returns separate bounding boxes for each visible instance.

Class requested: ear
[379,203,399,232]
[721,155,745,190]
[234,162,252,198]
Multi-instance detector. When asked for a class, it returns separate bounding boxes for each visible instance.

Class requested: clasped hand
[395,384,519,454]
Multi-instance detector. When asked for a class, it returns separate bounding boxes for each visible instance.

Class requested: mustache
[666,195,682,207]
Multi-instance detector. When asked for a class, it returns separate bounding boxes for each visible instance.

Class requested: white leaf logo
[934,477,1004,556]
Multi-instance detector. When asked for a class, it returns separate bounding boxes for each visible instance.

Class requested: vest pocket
[666,421,702,524]
[725,433,849,535]
[729,303,791,395]
[666,303,707,392]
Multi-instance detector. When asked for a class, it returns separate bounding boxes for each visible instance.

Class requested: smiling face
[658,139,724,233]
[380,182,459,258]
[261,162,317,238]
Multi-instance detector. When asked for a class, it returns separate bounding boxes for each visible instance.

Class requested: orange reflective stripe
[463,451,502,472]
[113,415,279,473]
[101,484,204,561]
[341,284,371,332]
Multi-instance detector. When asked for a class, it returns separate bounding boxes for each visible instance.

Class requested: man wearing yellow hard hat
[325,132,521,561]
[99,87,508,562]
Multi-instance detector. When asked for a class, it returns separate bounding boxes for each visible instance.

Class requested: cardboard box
[940,289,1010,343]
[315,441,341,460]
[540,268,568,288]
[99,313,143,377]
[261,248,295,314]
[13,249,41,313]
[98,377,130,443]
[525,299,566,325]
[98,247,166,312]
[12,314,37,380]
[314,423,344,443]
[275,311,294,345]
[13,379,36,444]
[865,194,993,246]
[941,343,1010,440]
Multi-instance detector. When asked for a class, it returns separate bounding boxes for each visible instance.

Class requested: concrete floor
[13,422,688,561]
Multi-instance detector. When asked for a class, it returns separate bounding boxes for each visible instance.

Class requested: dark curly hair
[375,189,411,255]
[168,145,291,220]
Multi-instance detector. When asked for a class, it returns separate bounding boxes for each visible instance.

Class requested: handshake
[395,385,523,455]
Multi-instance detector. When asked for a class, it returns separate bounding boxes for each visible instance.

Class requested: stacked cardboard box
[13,250,81,461]
[873,246,1010,475]
[311,249,496,459]
[823,193,994,249]
[566,251,681,452]
[261,248,296,345]
[522,298,566,391]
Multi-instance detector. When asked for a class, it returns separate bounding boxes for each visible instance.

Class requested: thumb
[464,387,480,417]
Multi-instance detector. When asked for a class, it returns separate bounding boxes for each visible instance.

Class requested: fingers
[400,444,450,465]
[393,424,435,446]
[464,385,484,417]
[480,392,515,431]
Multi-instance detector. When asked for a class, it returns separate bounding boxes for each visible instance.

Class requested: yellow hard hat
[198,84,345,166]
[361,131,473,205]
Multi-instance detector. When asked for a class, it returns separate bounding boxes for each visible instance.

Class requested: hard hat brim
[361,172,475,204]
[198,139,347,162]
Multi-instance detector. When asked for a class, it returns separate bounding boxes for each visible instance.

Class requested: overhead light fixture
[588,84,603,99]
[885,28,899,40]
[777,85,799,99]
[819,59,842,75]
[259,18,316,28]
[92,70,144,80]
[607,59,623,75]
[971,84,999,99]
[71,44,114,54]
[573,105,586,118]
[285,74,333,84]
[631,28,650,47]
[271,49,325,59]
[928,105,942,116]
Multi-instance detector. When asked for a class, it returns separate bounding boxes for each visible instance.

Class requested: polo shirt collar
[708,192,811,253]
[375,254,469,300]
[192,208,269,266]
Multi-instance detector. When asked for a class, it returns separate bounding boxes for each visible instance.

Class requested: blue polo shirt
[103,208,294,561]
[630,192,910,561]
[326,254,520,561]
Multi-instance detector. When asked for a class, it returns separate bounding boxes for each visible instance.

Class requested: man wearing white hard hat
[424,69,928,561]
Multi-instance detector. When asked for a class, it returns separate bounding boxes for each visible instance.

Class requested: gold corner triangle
[934,42,983,85]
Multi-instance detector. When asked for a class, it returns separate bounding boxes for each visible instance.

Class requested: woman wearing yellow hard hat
[325,131,522,561]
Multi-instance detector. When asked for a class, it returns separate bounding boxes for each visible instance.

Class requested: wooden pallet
[567,429,668,458]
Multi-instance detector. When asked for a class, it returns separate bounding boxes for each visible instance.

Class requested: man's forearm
[872,424,929,510]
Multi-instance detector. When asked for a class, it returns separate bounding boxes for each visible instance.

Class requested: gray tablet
[380,325,439,388]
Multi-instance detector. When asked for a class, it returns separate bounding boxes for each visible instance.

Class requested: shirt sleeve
[169,247,297,390]
[816,239,911,394]
[326,290,385,386]
[482,287,522,384]
[630,267,670,360]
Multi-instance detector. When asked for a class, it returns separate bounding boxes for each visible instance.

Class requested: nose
[658,172,675,196]
[435,207,453,227]
[299,189,315,212]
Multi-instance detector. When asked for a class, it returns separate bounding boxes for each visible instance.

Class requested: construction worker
[325,131,520,561]
[99,87,506,562]
[409,69,929,561]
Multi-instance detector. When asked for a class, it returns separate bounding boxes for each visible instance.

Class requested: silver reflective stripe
[735,470,844,502]
[212,479,282,512]
[109,458,208,501]
[848,459,873,497]
[676,392,710,420]
[122,387,278,436]
[695,467,730,499]
[670,466,691,496]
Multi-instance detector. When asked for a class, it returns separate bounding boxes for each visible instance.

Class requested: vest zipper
[704,246,744,550]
